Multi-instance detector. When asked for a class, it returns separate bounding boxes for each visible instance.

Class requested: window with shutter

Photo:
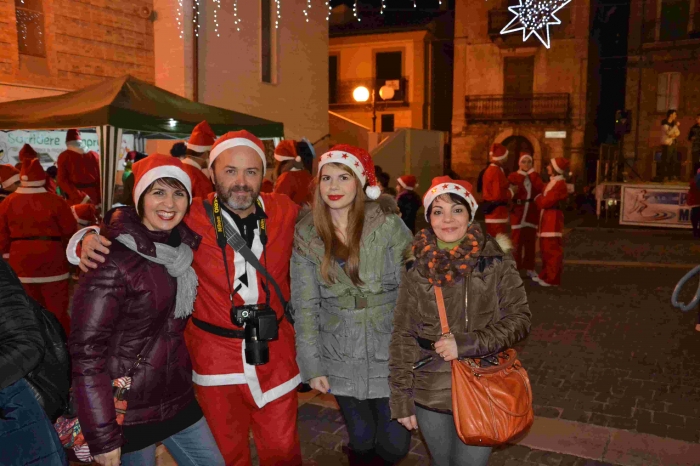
[657,72,681,112]
[14,0,45,57]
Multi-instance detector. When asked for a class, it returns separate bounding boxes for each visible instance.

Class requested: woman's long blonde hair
[312,162,366,286]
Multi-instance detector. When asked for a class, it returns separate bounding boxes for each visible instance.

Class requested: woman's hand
[309,376,331,393]
[397,415,418,431]
[94,447,121,466]
[434,334,458,361]
[79,233,112,273]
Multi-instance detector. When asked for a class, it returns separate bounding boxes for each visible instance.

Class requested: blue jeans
[335,396,411,464]
[0,378,67,466]
[121,417,224,466]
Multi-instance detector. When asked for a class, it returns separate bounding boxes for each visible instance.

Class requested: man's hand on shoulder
[79,233,112,273]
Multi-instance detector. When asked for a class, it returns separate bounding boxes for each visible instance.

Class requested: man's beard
[216,180,260,211]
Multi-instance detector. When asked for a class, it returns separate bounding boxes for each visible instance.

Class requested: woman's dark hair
[427,193,472,221]
[137,177,191,219]
[667,109,677,119]
[170,142,187,158]
[377,171,391,189]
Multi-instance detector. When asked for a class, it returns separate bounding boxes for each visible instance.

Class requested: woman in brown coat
[389,176,531,466]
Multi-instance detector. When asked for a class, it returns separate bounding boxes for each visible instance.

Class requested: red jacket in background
[687,178,700,207]
[181,159,214,199]
[482,163,513,225]
[57,149,101,206]
[508,169,544,229]
[535,176,568,237]
[274,170,314,206]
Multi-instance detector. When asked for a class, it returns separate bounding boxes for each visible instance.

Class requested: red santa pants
[485,221,509,238]
[538,237,563,286]
[22,280,70,335]
[511,227,537,271]
[194,384,301,466]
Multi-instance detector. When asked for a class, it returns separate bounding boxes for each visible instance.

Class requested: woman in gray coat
[292,145,412,465]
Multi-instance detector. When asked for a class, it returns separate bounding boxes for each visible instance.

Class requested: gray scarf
[115,234,198,319]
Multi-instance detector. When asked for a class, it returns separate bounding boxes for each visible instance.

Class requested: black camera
[231,304,279,366]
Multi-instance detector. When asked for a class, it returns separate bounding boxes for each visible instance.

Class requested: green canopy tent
[0,75,284,208]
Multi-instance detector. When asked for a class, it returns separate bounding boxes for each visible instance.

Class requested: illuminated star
[500,0,571,49]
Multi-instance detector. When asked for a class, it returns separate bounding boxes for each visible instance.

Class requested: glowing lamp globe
[353,86,370,103]
[379,85,395,101]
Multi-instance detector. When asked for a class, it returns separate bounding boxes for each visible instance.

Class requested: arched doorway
[500,136,535,175]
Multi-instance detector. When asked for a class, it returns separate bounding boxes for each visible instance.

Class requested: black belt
[74,183,98,189]
[192,314,286,339]
[514,199,534,205]
[10,236,62,242]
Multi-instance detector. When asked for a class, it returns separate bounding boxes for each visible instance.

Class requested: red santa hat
[18,144,38,163]
[274,140,301,163]
[519,152,533,163]
[422,176,479,222]
[551,157,570,175]
[71,204,98,226]
[397,175,418,190]
[132,154,193,213]
[187,121,216,152]
[66,129,82,143]
[208,130,267,175]
[490,143,508,162]
[0,164,20,189]
[20,159,46,187]
[318,144,381,200]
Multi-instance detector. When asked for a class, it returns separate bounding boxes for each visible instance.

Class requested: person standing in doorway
[659,110,681,182]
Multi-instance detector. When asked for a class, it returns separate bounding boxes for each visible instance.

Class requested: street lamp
[353,84,395,132]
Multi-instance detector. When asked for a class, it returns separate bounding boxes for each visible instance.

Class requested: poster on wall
[0,130,134,170]
[620,184,691,229]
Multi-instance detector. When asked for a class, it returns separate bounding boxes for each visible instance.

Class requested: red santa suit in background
[0,165,20,260]
[273,140,314,206]
[183,121,215,199]
[18,143,57,194]
[482,143,516,237]
[57,129,101,207]
[0,159,77,334]
[533,157,570,287]
[508,153,544,276]
[70,203,99,227]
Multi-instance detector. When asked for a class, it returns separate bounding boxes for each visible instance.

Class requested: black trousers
[691,206,700,237]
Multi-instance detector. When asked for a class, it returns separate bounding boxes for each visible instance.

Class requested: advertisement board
[0,130,134,170]
[620,184,691,228]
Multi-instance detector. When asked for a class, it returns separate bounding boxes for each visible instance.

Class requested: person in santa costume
[56,129,101,207]
[70,203,99,227]
[273,139,315,206]
[482,143,516,237]
[533,157,570,287]
[18,143,58,194]
[69,131,303,465]
[182,121,216,199]
[396,174,422,233]
[0,159,76,335]
[508,152,544,278]
[0,164,20,203]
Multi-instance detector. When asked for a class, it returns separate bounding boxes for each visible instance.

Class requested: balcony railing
[642,13,700,43]
[329,77,409,107]
[465,94,571,122]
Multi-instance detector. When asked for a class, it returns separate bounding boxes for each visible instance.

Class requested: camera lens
[244,323,269,366]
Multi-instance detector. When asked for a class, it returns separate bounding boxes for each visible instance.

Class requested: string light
[192,0,201,38]
[413,0,417,8]
[275,0,281,29]
[381,0,386,14]
[177,0,183,39]
[500,0,571,49]
[233,0,241,31]
[303,0,312,22]
[213,0,221,37]
[15,9,44,52]
[353,0,361,21]
[326,0,332,21]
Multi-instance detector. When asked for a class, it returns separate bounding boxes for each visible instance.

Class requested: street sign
[545,131,567,139]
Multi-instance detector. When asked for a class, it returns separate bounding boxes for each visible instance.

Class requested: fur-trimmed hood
[494,233,513,254]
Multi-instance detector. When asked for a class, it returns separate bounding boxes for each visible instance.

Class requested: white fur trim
[15,187,47,194]
[2,253,8,259]
[495,234,513,253]
[186,142,213,152]
[81,195,91,204]
[397,178,417,190]
[70,206,90,226]
[133,165,193,213]
[484,218,509,223]
[66,142,85,154]
[66,226,100,265]
[192,371,247,386]
[19,273,70,284]
[552,158,565,174]
[20,179,46,187]
[183,157,203,170]
[538,232,563,238]
[274,154,302,163]
[208,138,267,175]
[423,183,479,222]
[318,150,367,186]
[1,173,19,189]
[519,154,533,163]
[366,185,382,200]
[491,149,509,161]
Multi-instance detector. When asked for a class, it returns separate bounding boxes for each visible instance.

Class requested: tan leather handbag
[435,286,534,446]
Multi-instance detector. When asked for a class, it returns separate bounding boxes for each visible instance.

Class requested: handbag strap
[434,286,451,335]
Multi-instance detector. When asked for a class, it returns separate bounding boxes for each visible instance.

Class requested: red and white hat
[66,129,81,144]
[519,152,533,163]
[422,176,479,222]
[209,130,267,174]
[318,144,381,200]
[397,175,418,190]
[20,159,46,187]
[187,121,216,152]
[490,143,508,162]
[551,157,570,175]
[18,144,38,163]
[274,140,301,163]
[71,204,98,226]
[132,154,193,213]
[0,164,20,189]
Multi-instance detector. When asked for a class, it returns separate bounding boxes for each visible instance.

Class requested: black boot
[345,447,377,465]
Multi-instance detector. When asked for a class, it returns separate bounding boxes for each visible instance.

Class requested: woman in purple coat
[69,156,224,466]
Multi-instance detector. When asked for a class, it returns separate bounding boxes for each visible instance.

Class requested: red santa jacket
[57,149,101,206]
[508,169,544,229]
[184,192,301,408]
[535,176,568,237]
[181,159,214,200]
[482,163,514,224]
[274,170,314,206]
[0,186,77,282]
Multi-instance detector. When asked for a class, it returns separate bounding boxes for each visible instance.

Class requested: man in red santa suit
[69,131,303,465]
[18,143,58,194]
[182,121,215,199]
[0,164,20,204]
[508,152,544,278]
[482,143,516,237]
[57,129,101,207]
[0,159,76,334]
[273,139,314,206]
[533,157,570,287]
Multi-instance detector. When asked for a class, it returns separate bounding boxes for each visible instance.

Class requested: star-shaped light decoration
[500,0,572,49]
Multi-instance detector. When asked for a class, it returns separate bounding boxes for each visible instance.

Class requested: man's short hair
[170,142,187,158]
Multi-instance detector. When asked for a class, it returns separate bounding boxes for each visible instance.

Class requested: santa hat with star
[422,176,479,222]
[132,154,192,213]
[490,143,508,162]
[318,144,381,200]
[0,164,20,189]
[208,130,268,175]
[187,121,216,152]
